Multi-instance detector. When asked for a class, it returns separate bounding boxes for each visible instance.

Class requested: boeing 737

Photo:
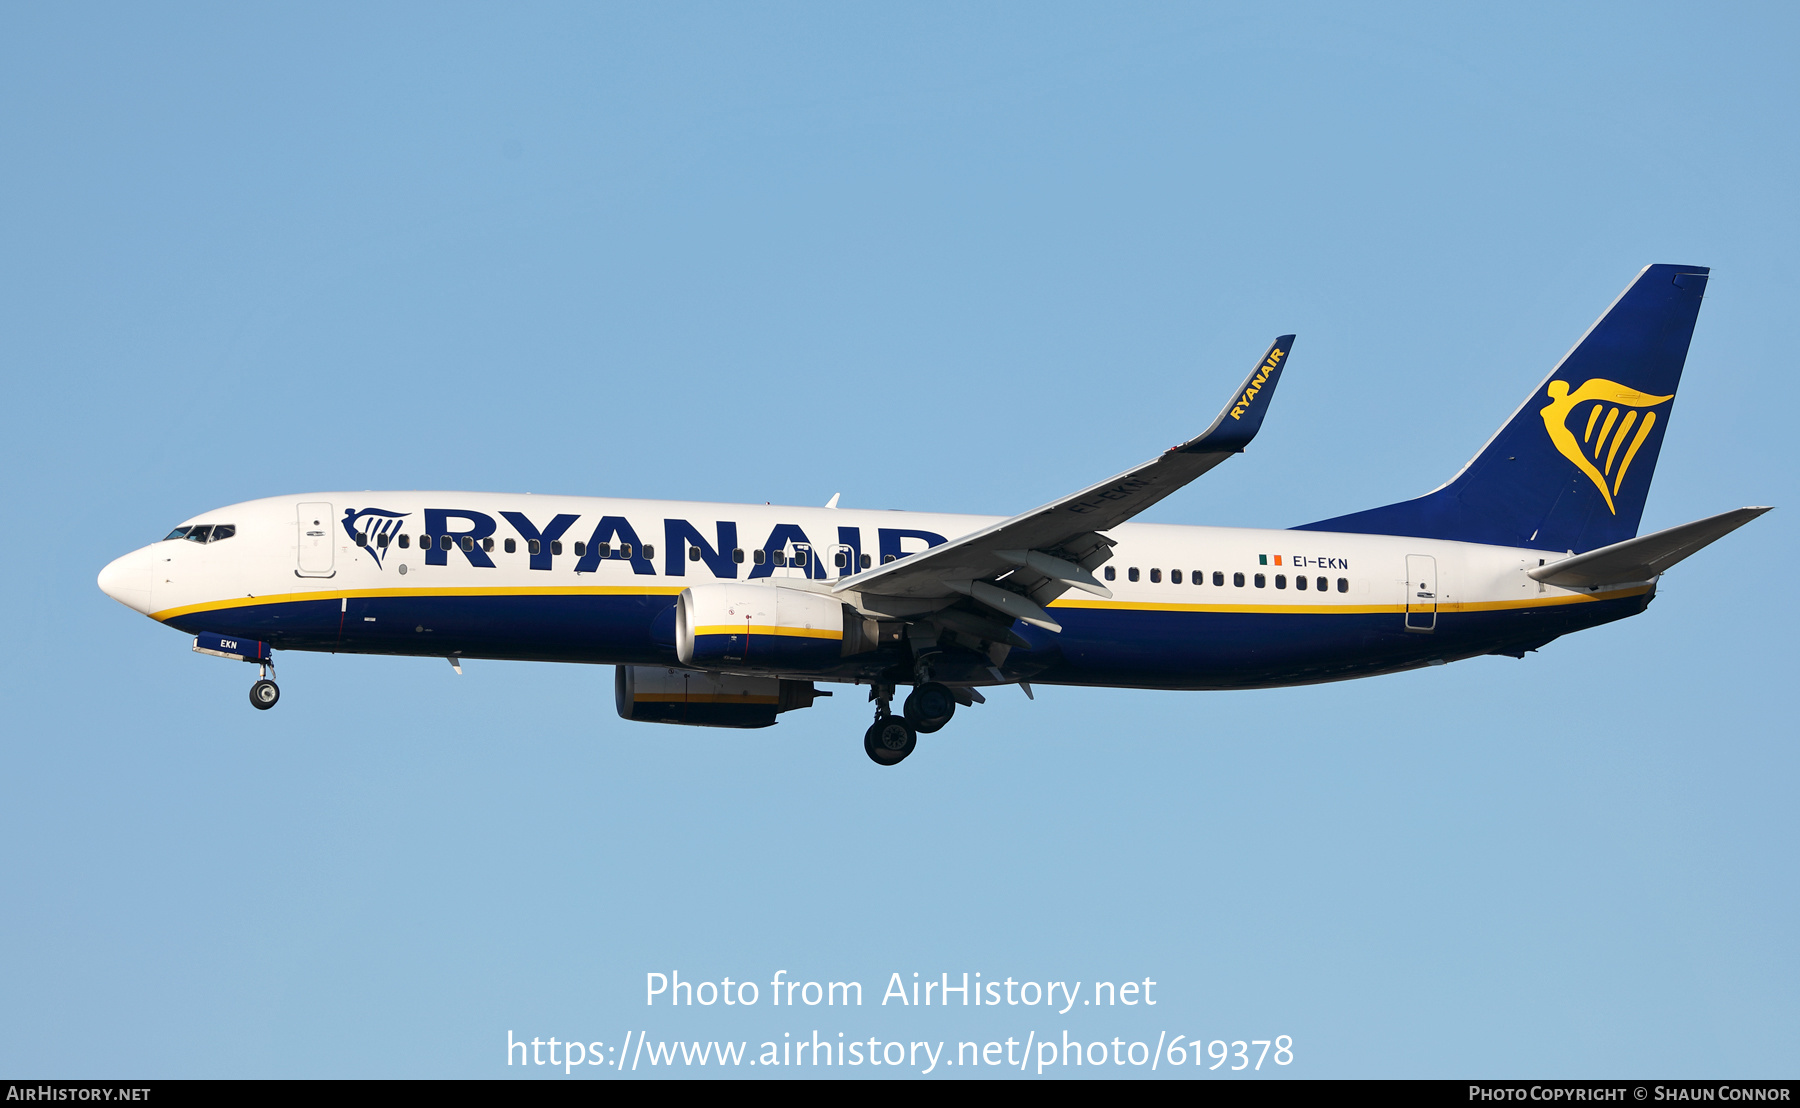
[97,264,1768,763]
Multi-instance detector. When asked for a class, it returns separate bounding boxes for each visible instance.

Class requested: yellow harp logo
[1540,379,1673,514]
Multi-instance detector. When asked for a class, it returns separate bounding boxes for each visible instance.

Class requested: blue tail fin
[1295,264,1710,552]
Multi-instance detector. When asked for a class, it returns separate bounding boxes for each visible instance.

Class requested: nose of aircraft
[97,546,155,615]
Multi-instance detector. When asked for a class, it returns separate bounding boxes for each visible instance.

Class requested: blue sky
[1,2,1794,1078]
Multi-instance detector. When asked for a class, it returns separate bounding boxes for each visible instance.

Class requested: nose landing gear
[249,661,279,710]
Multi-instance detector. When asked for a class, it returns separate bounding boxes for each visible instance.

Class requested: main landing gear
[249,662,280,710]
[904,682,956,733]
[863,683,913,765]
[863,680,960,765]
[864,713,916,765]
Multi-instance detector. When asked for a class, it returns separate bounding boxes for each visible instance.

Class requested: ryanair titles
[344,506,947,580]
[1229,345,1285,421]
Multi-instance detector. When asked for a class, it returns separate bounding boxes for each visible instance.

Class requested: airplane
[97,264,1769,765]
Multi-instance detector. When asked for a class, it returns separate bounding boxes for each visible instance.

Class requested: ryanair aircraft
[98,264,1768,764]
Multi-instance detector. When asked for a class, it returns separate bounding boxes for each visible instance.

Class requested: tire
[863,716,916,765]
[903,682,956,734]
[249,680,280,710]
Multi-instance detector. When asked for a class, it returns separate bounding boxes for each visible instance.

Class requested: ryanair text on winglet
[1229,347,1285,420]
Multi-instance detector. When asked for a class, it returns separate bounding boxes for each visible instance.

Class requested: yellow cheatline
[154,583,1652,626]
[691,624,841,640]
[151,584,687,622]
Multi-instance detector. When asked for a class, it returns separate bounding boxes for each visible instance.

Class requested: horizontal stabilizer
[1529,506,1771,589]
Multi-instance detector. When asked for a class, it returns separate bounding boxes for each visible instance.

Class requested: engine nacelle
[676,583,848,672]
[614,665,827,729]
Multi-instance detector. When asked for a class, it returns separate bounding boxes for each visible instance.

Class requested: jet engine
[614,665,828,729]
[676,583,851,672]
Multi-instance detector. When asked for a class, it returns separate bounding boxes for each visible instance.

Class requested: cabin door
[297,502,335,576]
[1405,554,1437,632]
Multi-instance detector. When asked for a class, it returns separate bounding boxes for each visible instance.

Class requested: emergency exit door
[297,502,335,576]
[1405,554,1437,632]
[777,542,815,580]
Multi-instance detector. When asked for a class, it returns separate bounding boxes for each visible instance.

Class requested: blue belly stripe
[160,589,1654,690]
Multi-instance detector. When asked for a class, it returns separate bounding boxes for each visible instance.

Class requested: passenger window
[861,554,872,569]
[1233,572,1245,587]
[882,554,896,564]
[1295,574,1307,590]
[211,525,235,542]
[772,550,786,566]
[689,546,702,562]
[793,550,806,566]
[1275,574,1286,589]
[1104,566,1116,581]
[595,542,610,559]
[399,534,411,549]
[377,533,389,549]
[1255,573,1266,588]
[1150,568,1162,583]
[529,539,541,555]
[1214,571,1225,586]
[355,532,368,546]
[1170,569,1182,584]
[641,544,653,560]
[504,538,516,553]
[1337,577,1349,593]
[753,549,767,565]
[1128,567,1140,582]
[835,551,848,569]
[163,527,190,541]
[1317,576,1328,592]
[574,542,587,557]
[483,538,494,552]
[441,536,453,551]
[733,548,745,563]
[620,544,633,559]
[461,536,474,552]
[550,541,563,556]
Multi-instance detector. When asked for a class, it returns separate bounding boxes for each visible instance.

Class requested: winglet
[1175,335,1296,454]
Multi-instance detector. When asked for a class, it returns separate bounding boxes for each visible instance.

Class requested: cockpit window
[162,524,235,543]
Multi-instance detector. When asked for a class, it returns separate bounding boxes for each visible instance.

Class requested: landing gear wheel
[903,682,956,734]
[249,680,280,710]
[864,715,916,765]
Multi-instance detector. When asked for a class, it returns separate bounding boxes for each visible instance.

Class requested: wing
[834,336,1295,629]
